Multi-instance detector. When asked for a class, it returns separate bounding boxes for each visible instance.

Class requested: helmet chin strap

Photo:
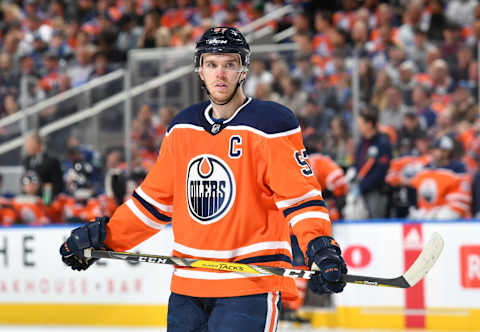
[203,71,245,106]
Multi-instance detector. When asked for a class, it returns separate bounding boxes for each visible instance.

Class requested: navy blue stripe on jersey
[237,254,292,265]
[167,98,299,136]
[283,200,327,218]
[132,191,171,222]
[231,99,299,134]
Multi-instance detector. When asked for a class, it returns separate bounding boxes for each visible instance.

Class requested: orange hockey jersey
[0,197,17,226]
[49,193,117,223]
[105,98,332,299]
[11,195,50,225]
[386,155,431,187]
[309,153,348,197]
[409,168,472,218]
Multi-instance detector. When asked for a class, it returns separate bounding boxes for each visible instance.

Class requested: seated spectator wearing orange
[11,171,50,226]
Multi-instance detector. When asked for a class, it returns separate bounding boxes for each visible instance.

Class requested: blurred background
[0,0,479,330]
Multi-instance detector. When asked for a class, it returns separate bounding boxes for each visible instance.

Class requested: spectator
[439,22,462,65]
[18,54,42,109]
[67,46,93,87]
[88,51,113,81]
[466,19,480,48]
[0,52,19,101]
[411,85,437,129]
[254,81,280,102]
[103,149,126,206]
[38,52,62,97]
[407,28,432,73]
[425,0,448,42]
[451,45,472,82]
[397,2,422,49]
[154,105,178,139]
[325,115,354,168]
[358,58,375,103]
[397,60,417,105]
[269,57,290,96]
[0,95,21,145]
[371,69,393,111]
[22,133,64,201]
[312,11,334,58]
[244,58,273,97]
[429,59,454,96]
[380,85,408,131]
[116,14,143,54]
[48,30,73,61]
[446,82,478,127]
[433,109,455,139]
[352,107,392,218]
[277,77,308,115]
[396,110,426,157]
[291,11,311,36]
[446,0,477,28]
[310,75,339,111]
[137,10,165,48]
[467,61,479,101]
[299,97,334,135]
[350,19,370,57]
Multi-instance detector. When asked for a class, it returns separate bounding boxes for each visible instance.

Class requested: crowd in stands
[1,0,480,225]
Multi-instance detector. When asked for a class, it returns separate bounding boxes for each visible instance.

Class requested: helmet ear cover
[194,27,250,71]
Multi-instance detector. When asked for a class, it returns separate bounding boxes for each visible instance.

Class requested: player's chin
[211,92,232,103]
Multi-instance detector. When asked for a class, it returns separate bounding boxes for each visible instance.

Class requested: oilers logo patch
[186,154,236,224]
[419,178,437,204]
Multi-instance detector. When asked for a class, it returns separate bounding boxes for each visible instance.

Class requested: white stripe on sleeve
[126,199,165,230]
[275,189,323,209]
[289,211,330,227]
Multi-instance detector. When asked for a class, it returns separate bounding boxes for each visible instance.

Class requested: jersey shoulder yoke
[234,99,299,135]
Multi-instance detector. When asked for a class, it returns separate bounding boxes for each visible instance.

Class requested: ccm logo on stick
[139,257,168,264]
[343,245,372,268]
[460,245,480,288]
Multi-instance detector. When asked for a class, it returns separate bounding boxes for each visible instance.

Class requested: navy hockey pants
[167,291,281,332]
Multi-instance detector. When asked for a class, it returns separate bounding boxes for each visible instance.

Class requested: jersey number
[294,149,313,176]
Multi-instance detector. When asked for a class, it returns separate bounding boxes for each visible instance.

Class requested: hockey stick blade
[84,232,443,288]
[345,232,444,288]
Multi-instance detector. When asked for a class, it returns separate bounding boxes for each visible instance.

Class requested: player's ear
[240,70,247,81]
[199,68,205,81]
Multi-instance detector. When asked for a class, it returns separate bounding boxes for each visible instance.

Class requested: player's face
[199,53,245,102]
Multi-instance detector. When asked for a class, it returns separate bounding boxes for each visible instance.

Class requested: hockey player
[60,27,347,331]
[408,136,472,219]
[281,152,348,322]
[309,153,349,221]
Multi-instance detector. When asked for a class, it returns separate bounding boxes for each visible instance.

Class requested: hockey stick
[84,232,444,288]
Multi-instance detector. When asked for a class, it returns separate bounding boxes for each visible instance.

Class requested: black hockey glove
[306,236,347,294]
[59,217,110,271]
